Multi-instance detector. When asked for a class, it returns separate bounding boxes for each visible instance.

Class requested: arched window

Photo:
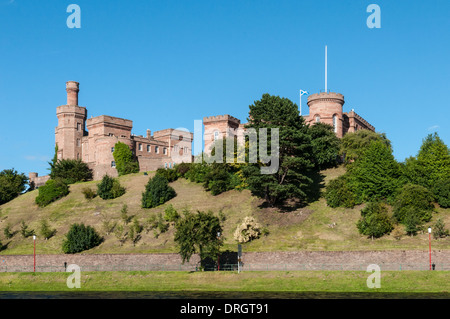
[315,115,320,123]
[333,114,338,133]
[214,131,220,141]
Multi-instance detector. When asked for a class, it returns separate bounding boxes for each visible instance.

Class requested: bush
[233,216,262,243]
[175,163,191,178]
[356,202,394,239]
[324,175,356,208]
[185,163,211,183]
[120,204,132,224]
[81,187,96,200]
[113,141,140,176]
[156,168,178,182]
[393,184,434,224]
[40,219,56,240]
[433,218,449,239]
[164,205,180,223]
[97,175,126,200]
[141,175,176,208]
[62,223,103,254]
[20,220,35,238]
[433,176,450,208]
[49,159,93,184]
[35,179,69,207]
[3,224,13,239]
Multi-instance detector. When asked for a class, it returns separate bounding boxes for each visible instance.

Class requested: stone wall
[1,250,448,272]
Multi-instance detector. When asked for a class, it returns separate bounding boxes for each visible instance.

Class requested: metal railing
[1,263,449,273]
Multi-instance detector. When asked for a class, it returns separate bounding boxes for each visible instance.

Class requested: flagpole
[325,45,328,93]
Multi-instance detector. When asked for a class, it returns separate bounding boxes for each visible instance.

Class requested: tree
[340,130,391,164]
[433,176,450,208]
[403,133,450,191]
[49,159,93,184]
[112,141,139,176]
[35,179,70,207]
[0,169,29,205]
[324,174,356,208]
[432,218,449,239]
[62,223,103,254]
[348,140,402,203]
[97,175,126,200]
[393,183,434,224]
[141,174,176,208]
[243,94,316,206]
[308,122,341,170]
[174,210,223,267]
[40,219,56,240]
[356,202,394,239]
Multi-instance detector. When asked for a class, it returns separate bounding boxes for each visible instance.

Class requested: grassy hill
[0,166,449,255]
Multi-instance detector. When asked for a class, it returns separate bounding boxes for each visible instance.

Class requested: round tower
[306,92,345,138]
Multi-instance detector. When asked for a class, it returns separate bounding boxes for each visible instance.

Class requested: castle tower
[203,115,241,154]
[55,81,87,160]
[306,92,345,138]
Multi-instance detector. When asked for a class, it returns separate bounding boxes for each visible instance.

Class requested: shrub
[20,220,35,238]
[433,218,449,239]
[356,202,394,239]
[49,159,93,184]
[324,174,356,208]
[156,168,178,182]
[175,163,191,178]
[35,179,69,207]
[62,223,103,254]
[433,177,450,208]
[113,141,140,176]
[164,205,180,223]
[120,204,132,224]
[97,175,126,200]
[185,163,211,183]
[233,216,262,243]
[141,175,176,208]
[393,184,434,224]
[39,219,56,240]
[81,187,96,200]
[3,224,14,239]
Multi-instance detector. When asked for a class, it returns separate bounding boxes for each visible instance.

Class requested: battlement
[203,114,241,125]
[346,110,375,131]
[86,115,133,129]
[307,92,345,106]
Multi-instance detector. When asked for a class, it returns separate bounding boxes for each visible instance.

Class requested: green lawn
[1,270,449,293]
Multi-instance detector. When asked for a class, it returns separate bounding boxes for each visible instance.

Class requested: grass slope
[0,167,449,255]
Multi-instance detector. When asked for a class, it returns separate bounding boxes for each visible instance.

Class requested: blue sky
[1,0,449,177]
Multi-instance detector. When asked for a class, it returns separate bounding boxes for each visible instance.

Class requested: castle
[29,81,193,187]
[29,82,374,187]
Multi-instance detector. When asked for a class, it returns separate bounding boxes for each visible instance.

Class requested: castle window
[164,162,167,168]
[163,147,167,155]
[184,147,188,154]
[77,123,81,131]
[111,161,116,168]
[214,131,220,141]
[111,147,115,153]
[147,145,151,152]
[155,146,159,154]
[315,115,320,123]
[333,115,338,133]
[139,144,143,151]
[77,138,81,147]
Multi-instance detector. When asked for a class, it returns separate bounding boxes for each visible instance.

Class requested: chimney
[147,129,151,139]
[66,81,79,106]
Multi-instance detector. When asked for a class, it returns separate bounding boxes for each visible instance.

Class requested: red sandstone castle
[29,82,374,187]
[30,81,193,186]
